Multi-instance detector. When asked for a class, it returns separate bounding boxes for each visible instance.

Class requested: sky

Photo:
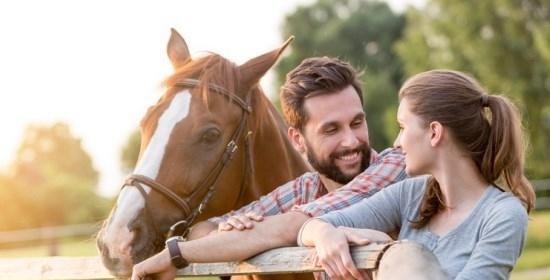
[0,0,422,197]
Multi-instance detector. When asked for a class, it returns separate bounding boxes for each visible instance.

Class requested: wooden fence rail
[0,242,432,280]
[0,223,99,244]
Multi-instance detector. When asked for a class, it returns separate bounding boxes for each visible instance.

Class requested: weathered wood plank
[180,243,391,276]
[0,243,392,279]
[0,256,112,280]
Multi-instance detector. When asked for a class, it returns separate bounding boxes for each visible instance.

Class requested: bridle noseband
[122,78,252,240]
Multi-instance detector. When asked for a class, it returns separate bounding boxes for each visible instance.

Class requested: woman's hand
[301,220,394,280]
[314,226,373,280]
[218,212,264,231]
[131,248,177,280]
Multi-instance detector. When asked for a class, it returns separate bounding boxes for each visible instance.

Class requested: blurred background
[0,0,548,279]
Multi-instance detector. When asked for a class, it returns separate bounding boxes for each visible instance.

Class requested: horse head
[96,29,306,277]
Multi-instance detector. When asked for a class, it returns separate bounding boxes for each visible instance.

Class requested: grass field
[515,211,550,271]
[1,211,549,277]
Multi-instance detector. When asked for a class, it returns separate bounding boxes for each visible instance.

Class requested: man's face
[297,85,371,184]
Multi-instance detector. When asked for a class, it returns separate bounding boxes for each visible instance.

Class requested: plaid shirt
[208,147,406,224]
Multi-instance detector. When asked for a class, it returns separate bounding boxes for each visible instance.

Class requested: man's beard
[305,141,371,185]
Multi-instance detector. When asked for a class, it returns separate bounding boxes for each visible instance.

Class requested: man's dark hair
[280,57,363,130]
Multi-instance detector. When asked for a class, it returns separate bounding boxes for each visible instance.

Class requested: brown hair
[399,70,536,228]
[280,57,363,130]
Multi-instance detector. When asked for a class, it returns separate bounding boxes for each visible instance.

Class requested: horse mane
[163,53,243,112]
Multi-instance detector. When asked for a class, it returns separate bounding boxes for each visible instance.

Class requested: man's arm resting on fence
[187,221,218,240]
[132,211,309,280]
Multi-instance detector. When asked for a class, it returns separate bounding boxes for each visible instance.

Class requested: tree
[396,0,550,178]
[13,123,97,186]
[2,122,108,229]
[120,129,141,173]
[276,0,406,150]
[0,174,35,230]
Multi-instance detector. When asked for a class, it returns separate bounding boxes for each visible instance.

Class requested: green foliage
[0,122,109,230]
[396,0,550,178]
[276,0,406,150]
[13,123,97,185]
[120,129,141,173]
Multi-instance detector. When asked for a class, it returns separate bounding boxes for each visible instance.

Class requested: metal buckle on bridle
[168,220,190,238]
[198,202,206,214]
[223,140,238,163]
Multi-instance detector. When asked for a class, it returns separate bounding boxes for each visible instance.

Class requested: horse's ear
[167,28,191,69]
[238,36,294,91]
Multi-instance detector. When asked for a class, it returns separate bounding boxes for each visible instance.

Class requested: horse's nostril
[128,219,146,247]
[98,243,118,269]
[133,224,142,238]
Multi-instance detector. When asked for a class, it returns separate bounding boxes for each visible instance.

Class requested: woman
[299,70,535,279]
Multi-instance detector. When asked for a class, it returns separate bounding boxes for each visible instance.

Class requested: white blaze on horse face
[104,91,192,250]
[134,91,192,179]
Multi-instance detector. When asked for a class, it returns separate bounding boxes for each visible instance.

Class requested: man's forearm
[179,211,309,262]
[187,221,218,240]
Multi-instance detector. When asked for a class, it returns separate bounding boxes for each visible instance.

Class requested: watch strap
[166,236,189,269]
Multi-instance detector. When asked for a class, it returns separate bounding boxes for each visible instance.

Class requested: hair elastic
[481,95,490,107]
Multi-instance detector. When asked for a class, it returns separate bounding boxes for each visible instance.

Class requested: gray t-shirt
[319,176,528,279]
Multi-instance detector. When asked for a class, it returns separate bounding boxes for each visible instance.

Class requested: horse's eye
[201,129,221,144]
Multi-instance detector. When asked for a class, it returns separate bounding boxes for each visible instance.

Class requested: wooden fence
[0,241,445,280]
[0,223,99,256]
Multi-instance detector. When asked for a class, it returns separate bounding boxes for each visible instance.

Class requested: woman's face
[394,97,435,176]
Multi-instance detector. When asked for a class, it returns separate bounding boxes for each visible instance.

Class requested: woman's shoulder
[482,186,529,227]
[487,187,527,211]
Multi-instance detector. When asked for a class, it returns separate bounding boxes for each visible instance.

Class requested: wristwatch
[166,236,189,269]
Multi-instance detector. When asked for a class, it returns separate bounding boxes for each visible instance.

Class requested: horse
[96,29,311,280]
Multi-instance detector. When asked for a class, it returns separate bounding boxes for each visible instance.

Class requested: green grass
[516,247,550,271]
[525,211,550,249]
[512,274,550,280]
[512,210,550,271]
[509,210,550,279]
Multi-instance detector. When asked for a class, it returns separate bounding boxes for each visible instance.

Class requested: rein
[122,78,253,239]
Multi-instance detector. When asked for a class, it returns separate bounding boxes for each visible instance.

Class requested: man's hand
[218,212,264,231]
[131,248,177,280]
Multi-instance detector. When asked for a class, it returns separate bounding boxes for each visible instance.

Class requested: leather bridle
[122,78,253,240]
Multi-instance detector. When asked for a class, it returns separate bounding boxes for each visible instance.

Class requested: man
[131,57,406,280]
